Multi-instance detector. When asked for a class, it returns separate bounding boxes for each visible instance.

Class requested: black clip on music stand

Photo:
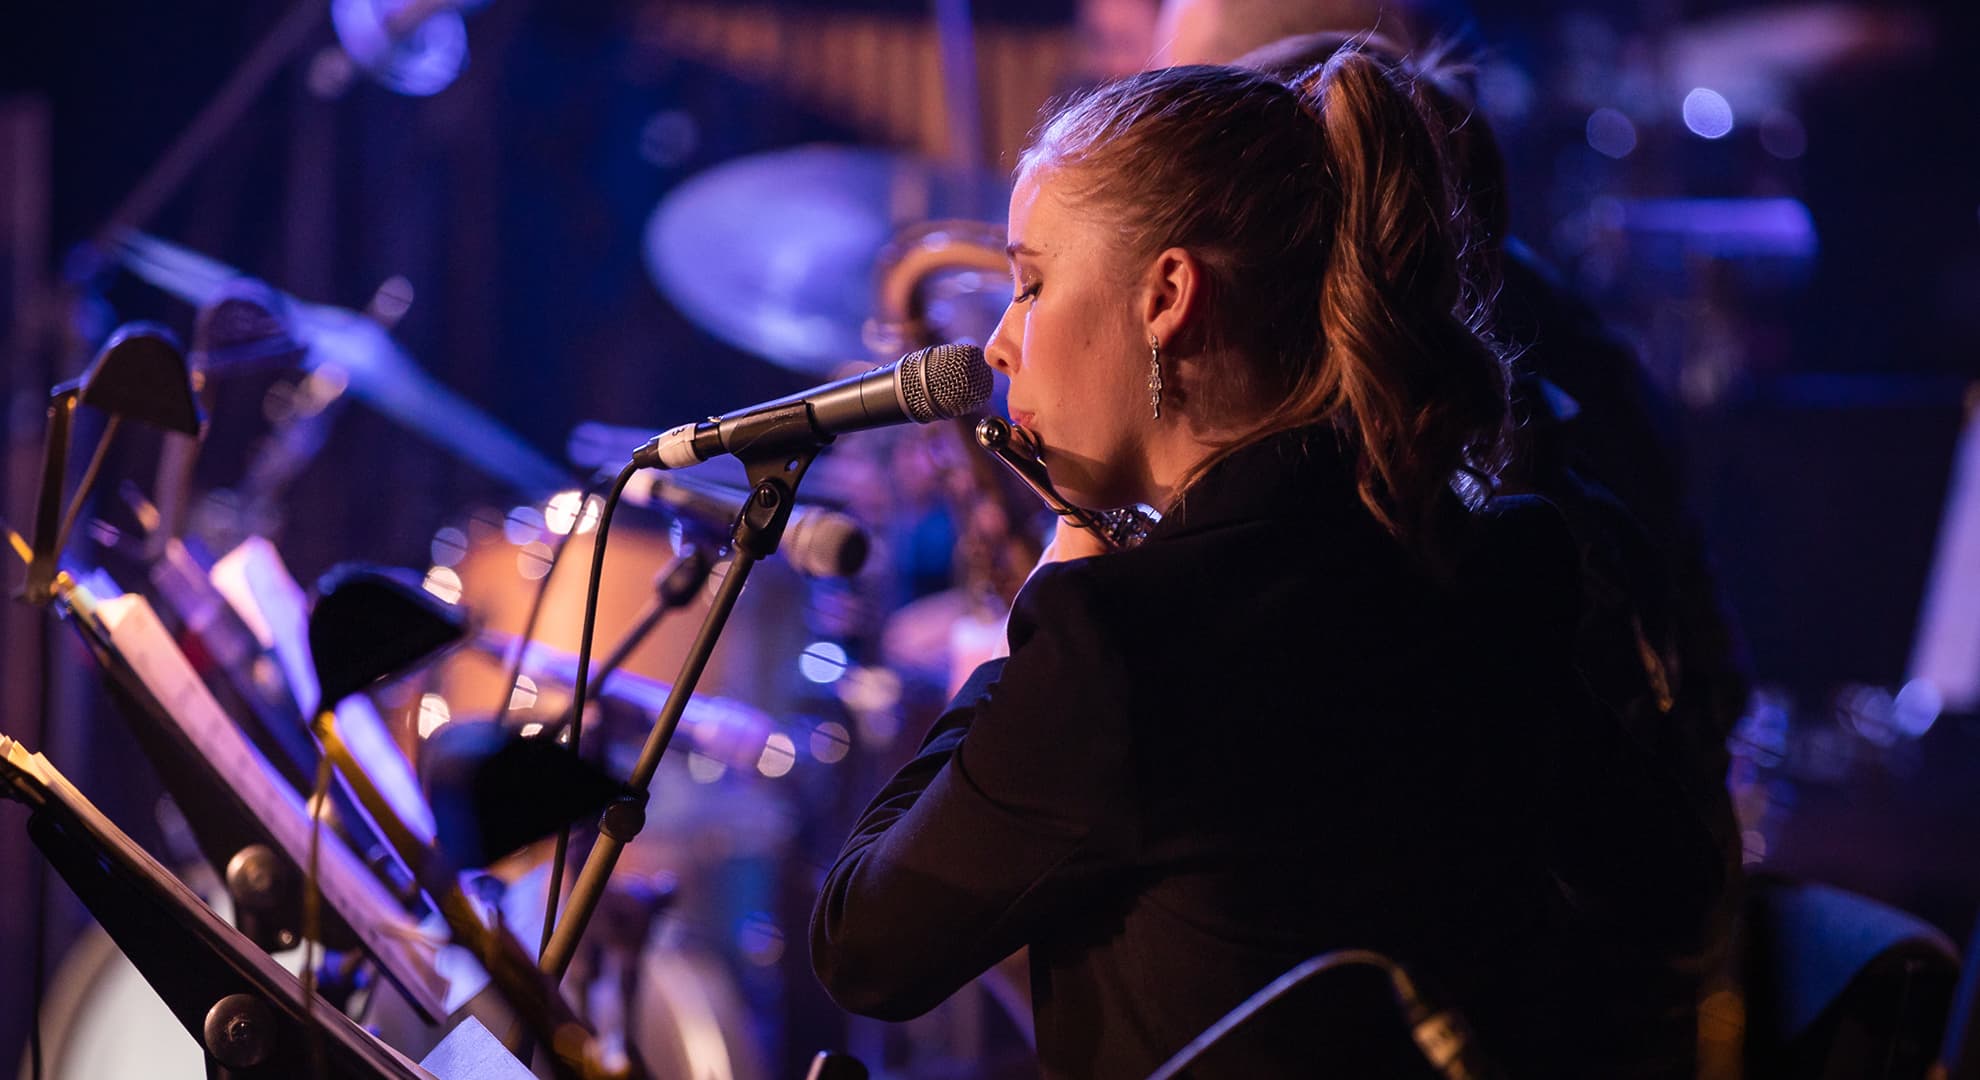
[305,566,638,1080]
[21,322,204,604]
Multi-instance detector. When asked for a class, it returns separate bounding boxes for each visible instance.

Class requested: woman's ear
[1140,246,1205,350]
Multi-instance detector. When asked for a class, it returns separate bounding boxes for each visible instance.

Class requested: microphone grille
[900,343,992,423]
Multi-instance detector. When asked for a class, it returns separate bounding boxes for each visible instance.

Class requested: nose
[985,302,1020,375]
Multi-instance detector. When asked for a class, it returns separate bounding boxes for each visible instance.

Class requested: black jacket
[812,428,1730,1079]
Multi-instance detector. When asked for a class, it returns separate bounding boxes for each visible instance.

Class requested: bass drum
[22,919,206,1080]
[634,942,769,1080]
[356,928,768,1080]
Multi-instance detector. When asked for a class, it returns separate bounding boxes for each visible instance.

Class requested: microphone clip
[730,439,826,562]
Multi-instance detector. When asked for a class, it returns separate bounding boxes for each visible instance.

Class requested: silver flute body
[974,417,1155,551]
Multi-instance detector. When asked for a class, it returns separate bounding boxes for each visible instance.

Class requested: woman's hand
[998,518,1112,653]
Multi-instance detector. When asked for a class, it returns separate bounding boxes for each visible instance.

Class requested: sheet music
[74,586,450,1021]
[213,536,437,839]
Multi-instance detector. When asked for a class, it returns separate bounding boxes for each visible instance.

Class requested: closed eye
[1012,281,1040,303]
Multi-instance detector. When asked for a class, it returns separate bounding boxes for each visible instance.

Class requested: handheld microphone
[623,471,871,578]
[632,343,991,470]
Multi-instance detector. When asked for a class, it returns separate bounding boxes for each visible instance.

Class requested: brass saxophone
[866,220,1010,357]
[973,417,1156,551]
[870,221,1041,603]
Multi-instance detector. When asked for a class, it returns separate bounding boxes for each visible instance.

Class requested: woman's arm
[809,560,1137,1020]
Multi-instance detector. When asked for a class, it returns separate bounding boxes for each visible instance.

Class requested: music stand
[55,573,449,1021]
[0,736,433,1079]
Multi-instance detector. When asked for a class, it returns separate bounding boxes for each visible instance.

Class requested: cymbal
[642,145,1008,376]
[112,231,570,498]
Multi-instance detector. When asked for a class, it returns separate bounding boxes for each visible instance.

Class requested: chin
[1036,432,1141,509]
[1048,463,1136,513]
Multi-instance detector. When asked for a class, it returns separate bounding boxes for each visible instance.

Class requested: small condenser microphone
[623,471,870,578]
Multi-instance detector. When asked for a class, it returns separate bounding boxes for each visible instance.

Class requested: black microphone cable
[536,461,641,961]
[1144,948,1498,1080]
[492,473,612,723]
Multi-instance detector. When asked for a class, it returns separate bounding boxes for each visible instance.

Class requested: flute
[974,416,1155,551]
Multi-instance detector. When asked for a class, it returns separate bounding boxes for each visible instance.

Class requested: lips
[1009,409,1037,431]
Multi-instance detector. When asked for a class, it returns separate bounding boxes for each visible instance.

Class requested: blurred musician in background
[810,48,1731,1079]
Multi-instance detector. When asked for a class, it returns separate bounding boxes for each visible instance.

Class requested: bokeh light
[1683,88,1734,140]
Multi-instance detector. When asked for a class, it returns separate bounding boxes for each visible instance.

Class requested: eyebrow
[1005,241,1040,258]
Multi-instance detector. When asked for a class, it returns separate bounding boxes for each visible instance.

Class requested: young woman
[812,49,1726,1079]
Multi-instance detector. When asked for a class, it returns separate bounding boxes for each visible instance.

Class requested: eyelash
[1012,282,1040,303]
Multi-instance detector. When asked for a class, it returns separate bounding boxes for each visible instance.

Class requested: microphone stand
[537,443,820,980]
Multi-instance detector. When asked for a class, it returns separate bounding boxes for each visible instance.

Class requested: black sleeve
[809,561,1138,1020]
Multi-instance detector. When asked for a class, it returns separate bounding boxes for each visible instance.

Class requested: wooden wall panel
[637,4,1077,173]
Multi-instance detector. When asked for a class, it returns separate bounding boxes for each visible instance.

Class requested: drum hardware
[112,231,572,500]
[74,0,488,288]
[323,0,482,100]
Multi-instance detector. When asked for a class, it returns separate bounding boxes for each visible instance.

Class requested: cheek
[1021,292,1115,393]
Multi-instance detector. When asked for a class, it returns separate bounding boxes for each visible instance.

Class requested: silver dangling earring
[1147,336,1164,419]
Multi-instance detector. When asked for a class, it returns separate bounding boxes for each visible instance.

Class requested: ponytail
[1278,47,1510,543]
